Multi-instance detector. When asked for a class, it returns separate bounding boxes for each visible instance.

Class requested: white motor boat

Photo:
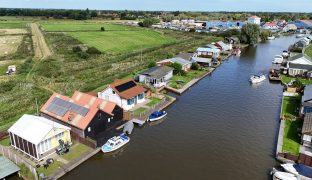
[273,171,298,180]
[249,73,266,84]
[296,34,305,38]
[101,134,130,153]
[281,163,299,175]
[282,50,290,58]
[268,36,276,40]
[272,55,284,64]
[148,111,167,122]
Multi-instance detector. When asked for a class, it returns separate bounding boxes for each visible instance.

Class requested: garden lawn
[133,107,146,116]
[169,69,208,89]
[0,137,10,146]
[305,44,312,59]
[37,161,63,176]
[281,74,312,85]
[68,30,176,54]
[41,22,139,32]
[61,143,91,161]
[282,120,302,155]
[146,97,161,107]
[281,96,301,118]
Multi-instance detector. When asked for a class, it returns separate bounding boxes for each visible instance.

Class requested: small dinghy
[272,55,284,64]
[102,134,130,153]
[273,171,298,180]
[148,111,167,122]
[268,36,276,40]
[249,73,266,84]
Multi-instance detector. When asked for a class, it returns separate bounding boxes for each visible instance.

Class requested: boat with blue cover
[101,134,130,153]
[148,111,167,122]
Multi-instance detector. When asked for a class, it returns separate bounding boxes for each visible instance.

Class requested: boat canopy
[294,164,312,178]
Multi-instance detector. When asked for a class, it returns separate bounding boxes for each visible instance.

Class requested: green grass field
[283,120,302,156]
[41,22,139,32]
[281,96,300,118]
[0,21,27,29]
[61,143,91,161]
[68,30,176,53]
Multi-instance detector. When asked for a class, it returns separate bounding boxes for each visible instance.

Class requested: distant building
[283,24,297,32]
[98,79,146,111]
[195,47,221,59]
[289,20,312,29]
[139,66,174,88]
[8,114,71,161]
[191,57,212,67]
[157,57,192,72]
[262,22,278,30]
[248,16,261,25]
[41,91,123,142]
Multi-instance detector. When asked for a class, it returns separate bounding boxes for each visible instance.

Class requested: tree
[148,61,156,68]
[240,24,260,45]
[72,46,82,53]
[90,11,97,18]
[139,18,160,27]
[100,27,105,31]
[191,62,200,70]
[169,62,185,76]
[260,30,270,42]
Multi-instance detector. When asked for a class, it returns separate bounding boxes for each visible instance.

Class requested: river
[62,35,298,180]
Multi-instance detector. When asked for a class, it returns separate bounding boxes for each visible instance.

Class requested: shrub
[0,80,18,93]
[169,62,185,75]
[100,27,105,31]
[34,59,62,78]
[72,46,82,53]
[86,47,101,54]
[148,61,156,68]
[78,51,89,59]
[191,62,200,70]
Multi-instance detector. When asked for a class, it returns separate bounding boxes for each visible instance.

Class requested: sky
[0,0,311,12]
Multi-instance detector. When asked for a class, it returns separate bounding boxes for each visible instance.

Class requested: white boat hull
[273,171,298,180]
[250,75,266,84]
[102,136,130,153]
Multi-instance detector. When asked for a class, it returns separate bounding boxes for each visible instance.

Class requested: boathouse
[8,114,71,161]
[40,91,123,142]
[0,156,20,179]
[98,79,146,111]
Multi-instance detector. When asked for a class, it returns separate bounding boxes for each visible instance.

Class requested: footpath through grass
[281,96,302,155]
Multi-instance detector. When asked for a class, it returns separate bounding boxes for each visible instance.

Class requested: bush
[0,80,18,93]
[78,51,89,59]
[148,61,156,68]
[260,30,270,42]
[72,46,82,53]
[34,59,62,78]
[86,47,101,54]
[191,62,200,70]
[100,27,105,31]
[169,62,185,75]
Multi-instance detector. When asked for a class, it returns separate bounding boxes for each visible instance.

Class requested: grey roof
[0,156,20,179]
[303,113,312,134]
[160,57,191,66]
[140,66,173,79]
[302,85,312,103]
[288,54,312,70]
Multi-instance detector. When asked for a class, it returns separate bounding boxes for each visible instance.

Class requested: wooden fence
[0,145,38,180]
[71,133,97,149]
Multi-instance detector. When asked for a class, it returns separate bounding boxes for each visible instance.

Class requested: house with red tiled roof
[263,22,278,30]
[98,79,146,110]
[40,91,123,141]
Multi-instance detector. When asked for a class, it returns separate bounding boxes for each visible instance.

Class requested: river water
[63,35,298,180]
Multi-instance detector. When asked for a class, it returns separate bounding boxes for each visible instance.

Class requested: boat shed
[0,156,20,179]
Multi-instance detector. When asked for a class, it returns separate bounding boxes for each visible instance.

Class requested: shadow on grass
[285,120,302,142]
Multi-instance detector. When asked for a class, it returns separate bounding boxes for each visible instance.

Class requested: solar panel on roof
[46,97,89,117]
[115,81,137,93]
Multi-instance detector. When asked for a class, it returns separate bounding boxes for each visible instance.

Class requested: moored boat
[269,69,281,81]
[296,34,305,38]
[272,55,284,64]
[268,36,276,40]
[101,134,130,153]
[281,163,312,179]
[148,111,167,122]
[249,73,266,84]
